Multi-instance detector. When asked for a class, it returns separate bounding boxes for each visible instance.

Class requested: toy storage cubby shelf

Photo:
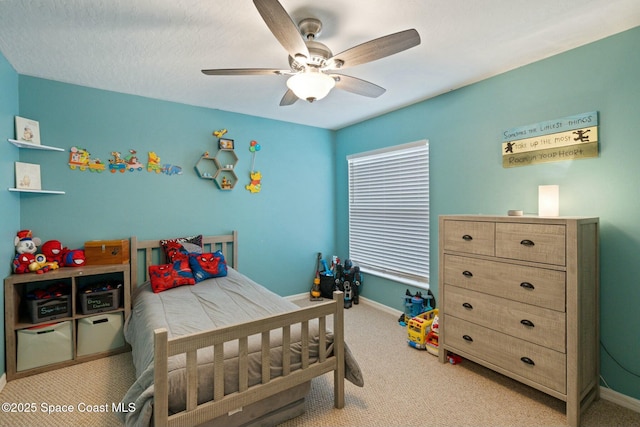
[7,138,65,194]
[4,264,131,381]
[195,148,238,190]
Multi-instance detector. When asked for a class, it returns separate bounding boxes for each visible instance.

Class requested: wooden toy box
[84,239,129,265]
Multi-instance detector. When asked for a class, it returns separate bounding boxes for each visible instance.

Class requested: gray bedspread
[117,267,363,427]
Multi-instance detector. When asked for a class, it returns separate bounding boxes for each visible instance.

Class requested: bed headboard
[130,231,238,290]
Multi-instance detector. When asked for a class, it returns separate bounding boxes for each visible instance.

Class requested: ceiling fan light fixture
[286,69,335,102]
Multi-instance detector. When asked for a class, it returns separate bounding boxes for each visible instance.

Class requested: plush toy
[13,252,36,274]
[28,253,60,274]
[14,230,40,255]
[62,249,86,267]
[41,240,66,265]
[13,230,41,274]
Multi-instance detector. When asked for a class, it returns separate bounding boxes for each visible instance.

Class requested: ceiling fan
[202,0,421,106]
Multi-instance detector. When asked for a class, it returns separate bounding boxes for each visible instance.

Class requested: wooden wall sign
[501,111,598,168]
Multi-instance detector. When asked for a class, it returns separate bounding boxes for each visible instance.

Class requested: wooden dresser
[438,215,599,427]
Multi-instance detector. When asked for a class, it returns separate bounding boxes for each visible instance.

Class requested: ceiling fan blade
[253,0,310,61]
[332,73,386,98]
[202,68,288,76]
[327,29,420,69]
[279,89,298,106]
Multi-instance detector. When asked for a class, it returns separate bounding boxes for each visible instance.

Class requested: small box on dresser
[84,239,129,265]
[438,215,599,427]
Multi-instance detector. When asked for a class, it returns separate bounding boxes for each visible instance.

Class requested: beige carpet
[1,299,638,427]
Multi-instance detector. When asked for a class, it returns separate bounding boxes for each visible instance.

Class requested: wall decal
[147,151,163,173]
[123,149,144,172]
[68,147,105,172]
[246,140,262,193]
[501,111,598,168]
[67,148,182,176]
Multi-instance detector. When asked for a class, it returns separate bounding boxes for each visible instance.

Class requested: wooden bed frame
[130,232,345,427]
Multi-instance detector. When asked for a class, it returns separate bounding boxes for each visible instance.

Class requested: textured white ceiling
[0,0,638,130]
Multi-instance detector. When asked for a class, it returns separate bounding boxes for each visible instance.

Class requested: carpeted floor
[1,298,638,426]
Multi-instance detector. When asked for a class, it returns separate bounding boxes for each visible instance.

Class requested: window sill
[359,267,429,290]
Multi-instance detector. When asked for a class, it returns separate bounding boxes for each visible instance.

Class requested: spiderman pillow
[189,251,227,283]
[160,235,203,262]
[148,258,196,293]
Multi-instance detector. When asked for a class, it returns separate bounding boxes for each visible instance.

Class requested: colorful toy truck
[407,308,438,349]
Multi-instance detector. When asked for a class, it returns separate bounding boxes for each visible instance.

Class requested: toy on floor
[447,353,462,365]
[344,260,361,306]
[310,252,323,301]
[425,331,439,355]
[335,259,362,309]
[407,308,439,349]
[398,289,435,326]
[425,315,439,355]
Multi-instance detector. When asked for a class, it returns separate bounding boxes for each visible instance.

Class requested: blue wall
[335,26,640,400]
[4,25,639,400]
[0,51,19,380]
[16,78,336,296]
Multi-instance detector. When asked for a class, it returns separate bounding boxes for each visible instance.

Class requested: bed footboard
[153,291,345,427]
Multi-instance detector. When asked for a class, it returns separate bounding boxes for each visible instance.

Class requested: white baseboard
[0,373,6,394]
[287,293,401,318]
[358,296,401,317]
[601,386,640,413]
[285,292,308,301]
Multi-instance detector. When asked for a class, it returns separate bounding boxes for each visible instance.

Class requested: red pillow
[160,235,203,262]
[148,260,196,293]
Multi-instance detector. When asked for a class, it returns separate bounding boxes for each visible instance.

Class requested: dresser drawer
[443,220,495,256]
[444,316,566,394]
[495,223,566,266]
[444,286,566,351]
[443,255,566,311]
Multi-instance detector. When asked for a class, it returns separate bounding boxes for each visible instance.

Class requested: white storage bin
[77,312,124,357]
[17,321,73,371]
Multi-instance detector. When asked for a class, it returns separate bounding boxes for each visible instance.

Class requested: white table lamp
[538,185,559,217]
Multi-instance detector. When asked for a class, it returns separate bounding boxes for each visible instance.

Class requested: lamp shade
[287,70,335,102]
[538,185,559,217]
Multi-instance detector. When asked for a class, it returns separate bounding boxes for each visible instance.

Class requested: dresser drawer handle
[520,319,535,327]
[462,335,474,342]
[520,357,535,366]
[462,234,473,241]
[462,270,473,278]
[520,282,535,290]
[520,239,535,247]
[462,302,473,310]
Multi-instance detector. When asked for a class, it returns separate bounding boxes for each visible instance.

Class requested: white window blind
[347,140,429,286]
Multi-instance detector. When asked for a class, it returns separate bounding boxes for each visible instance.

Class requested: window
[347,140,429,288]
